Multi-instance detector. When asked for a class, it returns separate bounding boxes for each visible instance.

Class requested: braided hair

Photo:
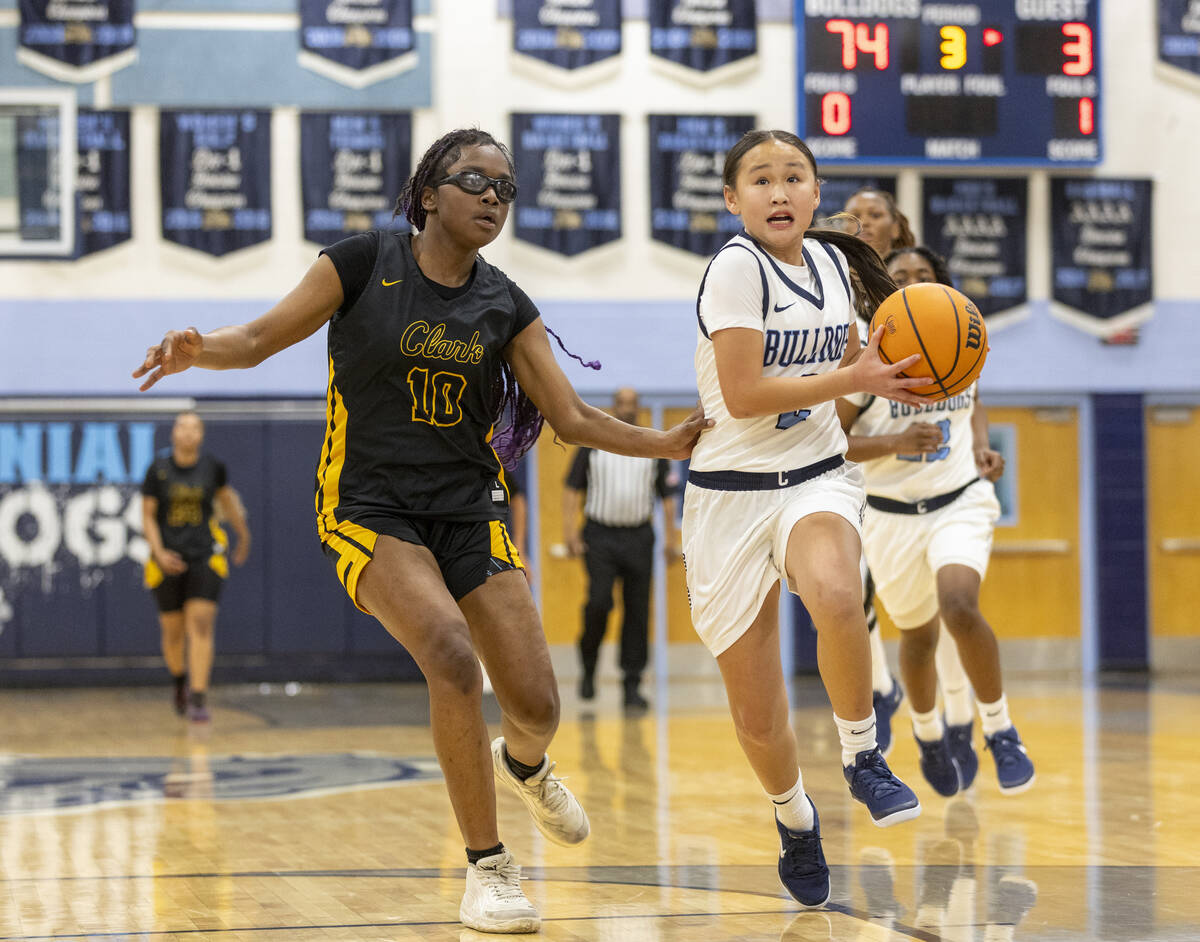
[394,128,515,232]
[721,130,898,321]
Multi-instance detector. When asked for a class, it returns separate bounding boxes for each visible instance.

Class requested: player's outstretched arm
[133,255,344,391]
[505,317,710,460]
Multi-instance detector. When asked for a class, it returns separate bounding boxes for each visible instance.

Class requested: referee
[563,388,679,710]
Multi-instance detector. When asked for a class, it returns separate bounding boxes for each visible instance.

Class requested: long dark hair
[884,245,953,288]
[394,129,597,467]
[721,129,897,320]
[844,186,917,254]
[394,128,515,232]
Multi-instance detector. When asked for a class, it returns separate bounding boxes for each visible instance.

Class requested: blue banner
[160,110,272,258]
[511,113,621,257]
[1159,0,1200,78]
[1050,178,1154,337]
[76,109,132,257]
[648,114,753,257]
[300,112,411,247]
[16,113,59,244]
[18,0,136,80]
[649,0,757,74]
[512,0,621,71]
[299,0,415,72]
[815,176,898,225]
[922,177,1028,321]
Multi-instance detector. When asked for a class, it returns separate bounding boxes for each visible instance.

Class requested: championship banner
[0,418,153,656]
[300,112,411,247]
[17,0,136,83]
[298,0,417,89]
[813,175,897,228]
[511,113,621,257]
[1158,0,1200,84]
[512,0,622,72]
[160,110,272,259]
[1050,178,1154,338]
[649,0,757,81]
[648,114,754,258]
[922,177,1028,323]
[76,109,132,257]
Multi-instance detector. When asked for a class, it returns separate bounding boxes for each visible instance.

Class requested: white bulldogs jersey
[690,233,854,473]
[847,378,980,503]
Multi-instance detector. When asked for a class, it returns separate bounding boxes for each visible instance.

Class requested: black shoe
[623,679,648,712]
[579,674,595,700]
[172,677,188,717]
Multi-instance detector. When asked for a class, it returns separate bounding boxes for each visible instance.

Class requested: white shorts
[681,461,866,656]
[861,479,1000,629]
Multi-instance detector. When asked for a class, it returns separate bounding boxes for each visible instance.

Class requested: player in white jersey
[836,246,1036,798]
[682,130,929,910]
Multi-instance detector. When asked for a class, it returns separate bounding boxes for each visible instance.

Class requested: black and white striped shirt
[566,449,675,527]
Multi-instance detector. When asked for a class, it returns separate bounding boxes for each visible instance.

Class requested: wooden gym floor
[1,673,1197,941]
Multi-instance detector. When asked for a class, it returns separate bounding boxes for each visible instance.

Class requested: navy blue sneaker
[775,798,830,909]
[985,726,1035,794]
[872,680,904,757]
[843,748,921,827]
[945,721,978,789]
[915,734,961,797]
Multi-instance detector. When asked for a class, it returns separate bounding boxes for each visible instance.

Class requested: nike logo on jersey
[773,301,796,312]
[382,278,403,286]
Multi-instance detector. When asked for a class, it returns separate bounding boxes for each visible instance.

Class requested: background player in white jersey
[836,245,1036,798]
[683,129,929,909]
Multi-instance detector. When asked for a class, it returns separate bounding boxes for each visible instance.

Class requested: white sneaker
[491,737,590,846]
[460,850,540,933]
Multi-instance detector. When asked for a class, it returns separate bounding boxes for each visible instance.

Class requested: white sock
[869,625,894,695]
[835,711,878,766]
[936,629,974,725]
[977,694,1012,736]
[768,772,815,833]
[911,706,945,743]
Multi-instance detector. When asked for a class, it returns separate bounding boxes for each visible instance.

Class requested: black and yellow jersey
[141,454,228,561]
[316,231,541,529]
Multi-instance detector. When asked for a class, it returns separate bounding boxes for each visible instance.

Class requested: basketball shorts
[681,460,866,657]
[861,479,1000,629]
[318,513,523,613]
[144,555,227,613]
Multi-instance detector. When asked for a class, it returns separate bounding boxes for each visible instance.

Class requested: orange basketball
[868,283,989,400]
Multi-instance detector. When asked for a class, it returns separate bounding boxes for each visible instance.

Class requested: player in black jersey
[134,128,709,934]
[141,411,250,723]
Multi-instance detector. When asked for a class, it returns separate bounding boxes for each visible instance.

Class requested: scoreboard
[798,1,1102,165]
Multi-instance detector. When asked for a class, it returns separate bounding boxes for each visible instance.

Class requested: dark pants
[580,519,654,683]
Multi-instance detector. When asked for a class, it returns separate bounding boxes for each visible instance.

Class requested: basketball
[868,283,989,400]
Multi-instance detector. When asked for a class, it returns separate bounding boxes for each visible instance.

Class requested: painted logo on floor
[0,753,442,815]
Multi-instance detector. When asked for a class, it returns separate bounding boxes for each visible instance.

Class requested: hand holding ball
[868,283,988,401]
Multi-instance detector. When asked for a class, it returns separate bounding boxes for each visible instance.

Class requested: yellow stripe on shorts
[489,520,523,570]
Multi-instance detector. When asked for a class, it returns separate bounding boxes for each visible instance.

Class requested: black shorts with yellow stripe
[318,514,523,613]
[144,555,227,612]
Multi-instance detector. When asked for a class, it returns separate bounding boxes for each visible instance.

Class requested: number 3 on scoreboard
[939,25,966,70]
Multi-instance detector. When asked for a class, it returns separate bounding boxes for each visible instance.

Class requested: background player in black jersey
[133,128,709,934]
[141,411,250,723]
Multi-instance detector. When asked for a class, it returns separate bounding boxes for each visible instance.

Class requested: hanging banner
[649,0,757,81]
[298,0,417,89]
[512,0,622,72]
[648,114,753,258]
[160,110,272,259]
[922,177,1028,324]
[1159,0,1200,83]
[17,0,136,83]
[1050,178,1154,338]
[511,113,621,257]
[814,175,898,228]
[300,112,411,247]
[76,109,132,257]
